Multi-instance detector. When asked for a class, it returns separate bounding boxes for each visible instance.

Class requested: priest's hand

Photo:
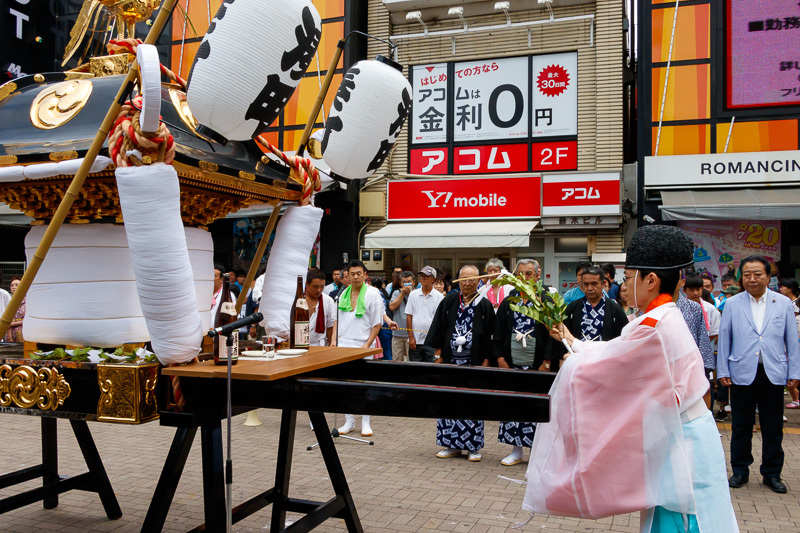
[548,323,575,347]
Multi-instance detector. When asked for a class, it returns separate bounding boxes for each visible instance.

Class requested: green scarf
[338,285,367,317]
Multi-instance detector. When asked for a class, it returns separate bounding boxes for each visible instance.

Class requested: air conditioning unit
[360,248,385,272]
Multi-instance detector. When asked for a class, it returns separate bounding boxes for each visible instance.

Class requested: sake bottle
[290,275,310,348]
[213,273,239,365]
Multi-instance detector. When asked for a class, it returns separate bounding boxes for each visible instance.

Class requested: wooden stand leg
[41,418,58,509]
[200,421,226,532]
[309,412,363,532]
[70,420,122,520]
[141,427,198,532]
[271,409,298,532]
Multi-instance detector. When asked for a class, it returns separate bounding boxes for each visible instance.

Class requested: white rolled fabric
[0,157,112,182]
[260,205,323,339]
[136,44,162,133]
[186,0,321,141]
[322,57,412,179]
[116,163,206,365]
[0,166,25,182]
[23,222,212,349]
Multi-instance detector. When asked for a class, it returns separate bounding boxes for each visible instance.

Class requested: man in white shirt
[211,264,225,318]
[336,260,383,436]
[406,266,444,362]
[718,256,800,494]
[322,268,341,296]
[305,269,336,346]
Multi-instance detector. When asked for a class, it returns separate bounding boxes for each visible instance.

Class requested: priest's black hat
[625,225,694,270]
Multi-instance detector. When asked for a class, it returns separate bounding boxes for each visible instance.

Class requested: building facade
[639,0,800,288]
[361,0,632,293]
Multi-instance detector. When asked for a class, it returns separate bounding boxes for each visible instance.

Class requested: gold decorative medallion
[33,74,45,83]
[49,150,79,162]
[0,155,18,165]
[0,81,16,103]
[30,79,93,129]
[0,364,71,411]
[97,363,159,423]
[238,171,256,181]
[198,160,219,172]
[89,53,133,77]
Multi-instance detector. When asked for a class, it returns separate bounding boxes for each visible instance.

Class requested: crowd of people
[224,252,799,488]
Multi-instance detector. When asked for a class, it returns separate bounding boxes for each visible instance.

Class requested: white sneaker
[468,451,482,462]
[436,448,462,458]
[501,446,524,466]
[337,414,355,435]
[361,416,373,436]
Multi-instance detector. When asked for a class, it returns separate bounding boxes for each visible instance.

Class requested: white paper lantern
[260,205,323,340]
[322,56,412,179]
[23,223,213,348]
[186,0,321,141]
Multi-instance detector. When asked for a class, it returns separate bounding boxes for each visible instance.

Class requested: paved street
[1,406,799,532]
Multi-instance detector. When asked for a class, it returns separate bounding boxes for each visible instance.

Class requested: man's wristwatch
[543,362,550,369]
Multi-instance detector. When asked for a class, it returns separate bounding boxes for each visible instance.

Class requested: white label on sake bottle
[294,322,310,347]
[220,302,236,316]
[217,334,239,360]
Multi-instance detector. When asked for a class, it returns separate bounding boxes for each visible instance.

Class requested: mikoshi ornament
[186,0,322,141]
[322,55,412,179]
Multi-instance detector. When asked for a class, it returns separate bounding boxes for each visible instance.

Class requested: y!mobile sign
[387,176,540,221]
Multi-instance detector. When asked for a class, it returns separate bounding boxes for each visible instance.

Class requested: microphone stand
[307,290,374,450]
[225,334,234,532]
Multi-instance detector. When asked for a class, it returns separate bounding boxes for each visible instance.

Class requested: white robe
[523,302,738,532]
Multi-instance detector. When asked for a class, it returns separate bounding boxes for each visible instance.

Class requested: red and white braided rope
[255,136,321,205]
[108,95,175,167]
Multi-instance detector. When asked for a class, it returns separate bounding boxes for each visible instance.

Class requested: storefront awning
[363,220,539,249]
[660,188,800,221]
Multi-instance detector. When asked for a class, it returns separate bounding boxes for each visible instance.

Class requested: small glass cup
[262,336,275,354]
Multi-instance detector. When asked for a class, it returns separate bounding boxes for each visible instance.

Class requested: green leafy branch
[29,346,157,364]
[490,274,568,330]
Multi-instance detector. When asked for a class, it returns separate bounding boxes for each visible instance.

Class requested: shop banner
[531,52,578,137]
[532,140,578,171]
[542,173,622,216]
[677,220,782,290]
[411,63,448,144]
[452,56,529,142]
[387,176,540,221]
[453,143,529,174]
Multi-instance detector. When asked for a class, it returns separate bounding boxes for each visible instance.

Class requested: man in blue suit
[718,255,800,493]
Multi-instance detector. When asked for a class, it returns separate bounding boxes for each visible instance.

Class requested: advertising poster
[727,0,800,108]
[452,56,529,142]
[531,52,578,137]
[677,220,782,290]
[411,63,448,144]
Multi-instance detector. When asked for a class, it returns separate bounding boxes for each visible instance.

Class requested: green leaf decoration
[493,273,568,327]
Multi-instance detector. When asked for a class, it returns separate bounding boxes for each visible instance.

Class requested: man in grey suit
[718,255,800,493]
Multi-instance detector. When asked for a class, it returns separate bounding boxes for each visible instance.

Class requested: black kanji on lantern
[321,116,343,154]
[281,6,321,81]
[367,139,394,172]
[332,67,360,112]
[389,88,411,136]
[246,73,296,135]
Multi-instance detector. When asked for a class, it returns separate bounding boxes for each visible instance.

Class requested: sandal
[786,401,800,409]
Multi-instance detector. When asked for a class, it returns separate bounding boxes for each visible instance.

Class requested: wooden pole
[295,39,345,157]
[234,201,282,314]
[0,0,180,340]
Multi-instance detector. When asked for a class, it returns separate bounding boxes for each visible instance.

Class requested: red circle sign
[536,64,570,97]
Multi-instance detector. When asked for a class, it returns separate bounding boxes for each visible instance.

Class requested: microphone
[207,312,263,337]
